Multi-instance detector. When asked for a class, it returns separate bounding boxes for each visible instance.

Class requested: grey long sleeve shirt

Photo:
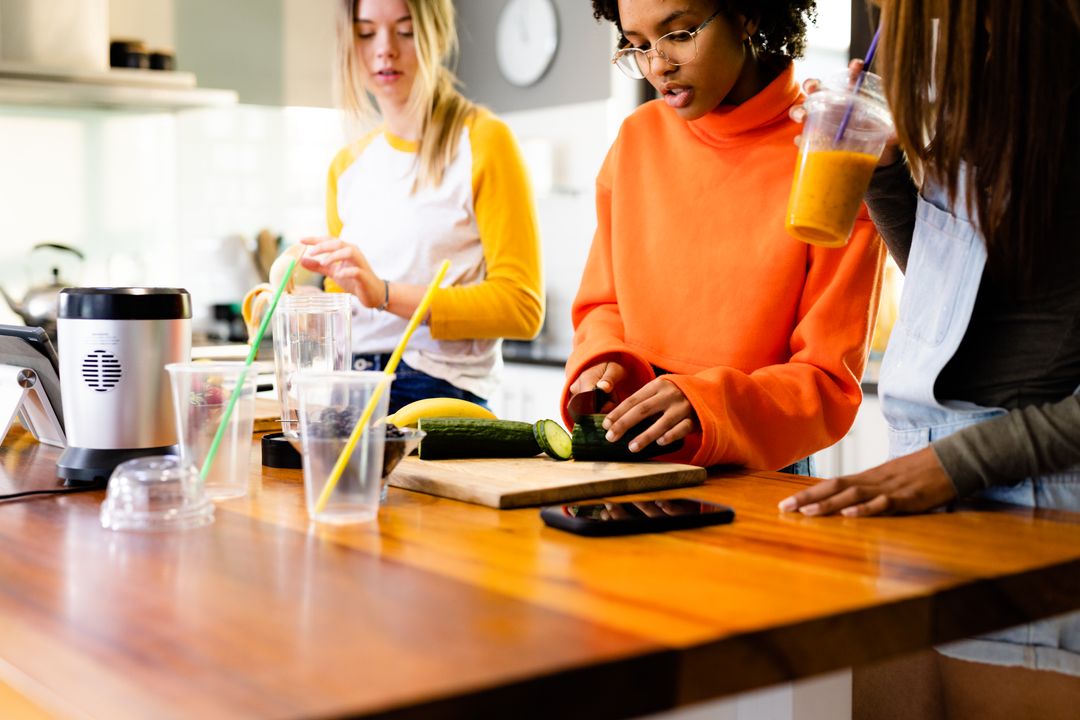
[864,161,1080,498]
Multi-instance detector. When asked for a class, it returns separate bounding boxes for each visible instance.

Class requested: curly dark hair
[591,0,817,59]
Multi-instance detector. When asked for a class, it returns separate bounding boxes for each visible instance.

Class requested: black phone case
[539,502,735,537]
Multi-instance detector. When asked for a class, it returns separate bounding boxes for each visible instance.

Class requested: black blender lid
[261,433,303,469]
[59,288,191,320]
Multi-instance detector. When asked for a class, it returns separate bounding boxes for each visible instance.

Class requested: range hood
[0,60,237,111]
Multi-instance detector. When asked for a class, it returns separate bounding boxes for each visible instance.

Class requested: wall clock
[495,0,559,87]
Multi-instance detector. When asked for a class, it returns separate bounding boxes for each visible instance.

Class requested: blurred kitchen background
[0,0,863,334]
[0,0,887,472]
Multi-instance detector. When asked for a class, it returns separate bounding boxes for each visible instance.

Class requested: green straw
[199,251,304,482]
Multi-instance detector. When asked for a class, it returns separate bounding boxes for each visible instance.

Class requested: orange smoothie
[786,149,879,247]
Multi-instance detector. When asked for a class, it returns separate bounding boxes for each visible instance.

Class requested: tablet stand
[0,363,65,448]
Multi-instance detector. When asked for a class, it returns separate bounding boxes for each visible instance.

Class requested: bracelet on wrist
[376,279,390,312]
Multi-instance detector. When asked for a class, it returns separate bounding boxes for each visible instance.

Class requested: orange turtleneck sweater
[563,63,885,470]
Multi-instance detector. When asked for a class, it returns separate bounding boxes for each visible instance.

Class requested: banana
[241,283,272,341]
[386,398,496,427]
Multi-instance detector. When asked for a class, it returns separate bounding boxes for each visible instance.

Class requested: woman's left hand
[778,447,958,517]
[789,59,901,167]
[601,378,700,452]
[299,236,384,308]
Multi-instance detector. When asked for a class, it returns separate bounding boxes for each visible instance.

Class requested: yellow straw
[313,260,450,514]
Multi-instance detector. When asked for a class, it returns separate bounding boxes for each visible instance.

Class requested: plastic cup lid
[100,455,214,532]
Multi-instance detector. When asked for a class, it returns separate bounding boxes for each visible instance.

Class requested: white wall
[499,97,615,349]
[174,104,343,324]
[796,0,852,83]
[109,0,174,51]
[0,103,343,331]
[0,107,177,324]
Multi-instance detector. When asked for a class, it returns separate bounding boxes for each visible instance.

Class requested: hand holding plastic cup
[786,70,895,248]
[166,361,257,500]
[296,371,392,524]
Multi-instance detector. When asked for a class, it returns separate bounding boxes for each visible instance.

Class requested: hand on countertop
[778,446,958,517]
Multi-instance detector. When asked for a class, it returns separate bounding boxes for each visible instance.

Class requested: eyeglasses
[611,9,722,80]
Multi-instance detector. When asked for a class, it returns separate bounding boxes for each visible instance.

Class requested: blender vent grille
[82,350,123,392]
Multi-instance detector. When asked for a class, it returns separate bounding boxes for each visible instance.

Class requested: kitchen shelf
[0,63,237,111]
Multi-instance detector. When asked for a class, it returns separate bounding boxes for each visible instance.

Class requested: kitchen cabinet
[0,72,236,110]
[813,394,890,478]
[489,361,567,423]
[0,0,237,111]
[175,0,336,107]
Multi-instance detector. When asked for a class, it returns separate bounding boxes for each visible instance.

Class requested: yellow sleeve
[429,110,545,341]
[324,134,377,293]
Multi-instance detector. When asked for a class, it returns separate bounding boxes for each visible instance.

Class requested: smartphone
[540,498,735,537]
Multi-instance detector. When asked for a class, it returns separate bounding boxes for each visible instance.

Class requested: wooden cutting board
[387,456,706,509]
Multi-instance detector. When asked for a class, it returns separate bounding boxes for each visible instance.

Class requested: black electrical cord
[0,486,103,501]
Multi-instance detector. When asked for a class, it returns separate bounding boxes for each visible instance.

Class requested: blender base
[57,445,179,487]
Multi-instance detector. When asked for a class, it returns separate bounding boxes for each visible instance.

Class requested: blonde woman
[300,0,544,412]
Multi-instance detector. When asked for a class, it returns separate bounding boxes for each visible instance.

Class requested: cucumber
[533,419,572,461]
[570,414,684,462]
[417,417,541,460]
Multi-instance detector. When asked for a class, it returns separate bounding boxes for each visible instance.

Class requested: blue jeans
[352,353,488,415]
[777,456,816,476]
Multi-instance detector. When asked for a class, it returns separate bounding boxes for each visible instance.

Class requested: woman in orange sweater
[566,0,884,471]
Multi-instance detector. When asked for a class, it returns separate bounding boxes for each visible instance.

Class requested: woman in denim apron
[781,0,1080,705]
[779,0,1080,531]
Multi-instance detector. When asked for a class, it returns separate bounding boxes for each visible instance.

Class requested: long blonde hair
[336,0,475,191]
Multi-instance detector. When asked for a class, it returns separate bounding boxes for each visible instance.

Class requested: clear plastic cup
[296,371,392,524]
[100,455,214,531]
[166,361,257,500]
[273,293,352,441]
[786,71,895,247]
[283,424,423,503]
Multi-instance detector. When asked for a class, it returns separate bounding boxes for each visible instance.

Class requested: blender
[261,293,351,468]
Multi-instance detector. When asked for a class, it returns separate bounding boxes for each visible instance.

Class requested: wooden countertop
[1,428,1079,719]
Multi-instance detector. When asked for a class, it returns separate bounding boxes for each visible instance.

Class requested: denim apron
[879,180,1080,675]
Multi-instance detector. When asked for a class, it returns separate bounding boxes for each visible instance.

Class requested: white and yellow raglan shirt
[325,108,544,400]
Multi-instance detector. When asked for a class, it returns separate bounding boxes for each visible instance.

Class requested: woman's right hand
[569,361,627,411]
[299,236,386,308]
[789,59,901,168]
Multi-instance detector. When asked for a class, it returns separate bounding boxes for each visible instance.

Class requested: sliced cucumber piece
[533,419,572,461]
[570,414,683,461]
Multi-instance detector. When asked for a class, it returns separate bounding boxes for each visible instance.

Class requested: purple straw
[834,25,882,144]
